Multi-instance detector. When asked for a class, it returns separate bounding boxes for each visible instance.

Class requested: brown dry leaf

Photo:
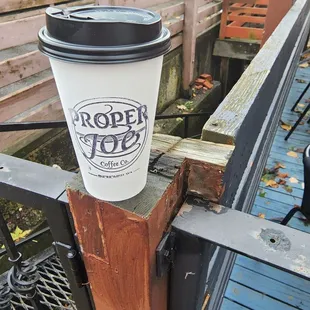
[294,204,300,208]
[287,151,298,158]
[280,123,292,131]
[277,172,289,178]
[283,185,293,193]
[258,213,265,219]
[299,62,309,68]
[289,177,299,184]
[177,105,187,111]
[295,148,304,153]
[301,52,310,59]
[296,79,307,84]
[275,162,286,169]
[266,180,279,188]
[278,179,286,185]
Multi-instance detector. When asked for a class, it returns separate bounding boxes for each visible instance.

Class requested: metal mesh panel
[9,255,76,310]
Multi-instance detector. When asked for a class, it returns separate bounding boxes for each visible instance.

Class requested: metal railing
[0,111,212,139]
[0,154,94,310]
[0,110,212,309]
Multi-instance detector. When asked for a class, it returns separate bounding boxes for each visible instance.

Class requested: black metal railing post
[0,208,49,310]
[44,198,94,310]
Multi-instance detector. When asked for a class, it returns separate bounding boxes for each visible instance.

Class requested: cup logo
[69,97,148,173]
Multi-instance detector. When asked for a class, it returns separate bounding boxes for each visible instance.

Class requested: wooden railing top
[202,0,310,144]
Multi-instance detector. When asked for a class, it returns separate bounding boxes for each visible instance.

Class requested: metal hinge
[156,232,176,278]
[53,241,88,287]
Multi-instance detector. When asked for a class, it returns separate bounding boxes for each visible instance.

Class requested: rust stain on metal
[187,161,224,203]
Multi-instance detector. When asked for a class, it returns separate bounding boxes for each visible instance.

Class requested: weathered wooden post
[66,135,234,309]
[182,0,198,91]
[261,0,293,46]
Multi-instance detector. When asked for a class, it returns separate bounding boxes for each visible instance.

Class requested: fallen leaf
[195,84,203,90]
[275,162,286,169]
[266,180,279,188]
[296,79,307,83]
[287,151,298,158]
[280,120,292,131]
[278,179,286,185]
[11,227,31,243]
[294,204,300,208]
[299,62,309,68]
[283,185,293,193]
[289,177,298,184]
[258,213,265,219]
[177,105,187,111]
[295,148,304,153]
[298,103,305,108]
[176,117,183,122]
[280,124,292,131]
[261,173,276,183]
[277,172,289,178]
[300,121,305,125]
[259,190,266,198]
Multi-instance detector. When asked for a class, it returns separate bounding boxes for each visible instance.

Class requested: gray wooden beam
[213,39,260,60]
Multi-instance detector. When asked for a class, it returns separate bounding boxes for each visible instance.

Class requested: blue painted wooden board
[251,205,310,232]
[258,187,302,203]
[230,265,310,309]
[259,182,304,197]
[224,281,297,310]
[221,298,250,309]
[221,66,310,310]
[254,197,302,214]
[235,256,310,294]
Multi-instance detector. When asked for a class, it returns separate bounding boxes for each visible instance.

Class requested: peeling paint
[184,272,196,279]
[259,228,291,251]
[177,203,193,217]
[0,166,10,172]
[205,203,227,214]
[290,255,310,277]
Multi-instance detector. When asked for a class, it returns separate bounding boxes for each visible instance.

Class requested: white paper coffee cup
[38,6,170,201]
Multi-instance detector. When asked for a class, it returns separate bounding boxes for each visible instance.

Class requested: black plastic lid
[38,6,171,64]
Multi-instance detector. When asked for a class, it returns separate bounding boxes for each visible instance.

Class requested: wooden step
[0,69,57,122]
[0,95,64,155]
[0,0,95,50]
[0,42,50,88]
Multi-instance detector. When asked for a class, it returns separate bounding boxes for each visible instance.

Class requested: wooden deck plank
[258,187,302,204]
[225,281,297,310]
[230,265,310,309]
[236,256,310,294]
[254,197,302,214]
[221,298,250,310]
[259,180,304,197]
[223,60,310,310]
[252,205,309,232]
